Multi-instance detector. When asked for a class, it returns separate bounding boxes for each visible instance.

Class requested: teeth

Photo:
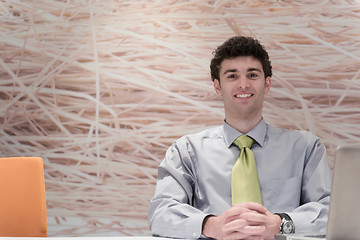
[235,94,251,98]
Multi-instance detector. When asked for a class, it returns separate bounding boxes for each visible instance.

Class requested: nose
[237,76,249,89]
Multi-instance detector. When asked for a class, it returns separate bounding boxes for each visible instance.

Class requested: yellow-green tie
[231,135,262,204]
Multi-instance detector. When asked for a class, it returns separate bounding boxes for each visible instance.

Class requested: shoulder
[266,124,326,161]
[176,125,224,144]
[267,124,320,146]
[163,125,223,165]
[166,125,223,155]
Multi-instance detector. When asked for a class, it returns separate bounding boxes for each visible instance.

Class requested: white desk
[0,237,198,240]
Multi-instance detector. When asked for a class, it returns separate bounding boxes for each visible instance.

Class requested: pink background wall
[1,0,359,236]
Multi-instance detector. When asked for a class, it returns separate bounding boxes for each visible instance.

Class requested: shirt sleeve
[148,141,207,239]
[287,136,332,234]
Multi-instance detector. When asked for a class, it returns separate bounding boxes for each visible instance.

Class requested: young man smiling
[148,36,332,240]
[213,55,271,134]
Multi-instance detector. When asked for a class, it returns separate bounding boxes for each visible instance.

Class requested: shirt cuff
[185,213,208,239]
[287,211,325,234]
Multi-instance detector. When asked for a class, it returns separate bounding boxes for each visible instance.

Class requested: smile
[235,94,252,98]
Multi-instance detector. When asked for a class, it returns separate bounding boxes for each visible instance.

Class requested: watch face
[283,221,294,234]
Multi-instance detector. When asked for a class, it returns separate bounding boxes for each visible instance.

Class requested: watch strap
[275,213,292,221]
[275,213,295,234]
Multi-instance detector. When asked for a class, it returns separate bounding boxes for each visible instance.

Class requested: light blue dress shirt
[148,119,332,239]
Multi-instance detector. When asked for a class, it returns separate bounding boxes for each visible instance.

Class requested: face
[213,56,271,120]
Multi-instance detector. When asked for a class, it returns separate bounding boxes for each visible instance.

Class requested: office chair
[0,157,48,237]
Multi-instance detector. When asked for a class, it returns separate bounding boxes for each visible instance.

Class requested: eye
[248,73,258,79]
[227,74,238,79]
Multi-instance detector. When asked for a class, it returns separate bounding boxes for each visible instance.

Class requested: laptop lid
[326,145,360,240]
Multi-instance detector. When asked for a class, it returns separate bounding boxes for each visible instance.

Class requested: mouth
[234,93,253,99]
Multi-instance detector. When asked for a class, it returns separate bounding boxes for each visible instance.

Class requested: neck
[225,112,262,134]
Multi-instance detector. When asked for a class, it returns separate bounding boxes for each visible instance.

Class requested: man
[148,36,332,240]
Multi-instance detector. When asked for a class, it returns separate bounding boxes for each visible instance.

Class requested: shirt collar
[223,118,267,148]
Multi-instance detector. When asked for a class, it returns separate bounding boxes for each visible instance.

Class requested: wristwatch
[276,213,295,234]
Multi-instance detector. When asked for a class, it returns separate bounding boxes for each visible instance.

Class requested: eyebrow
[248,68,262,73]
[223,69,238,75]
[223,68,262,75]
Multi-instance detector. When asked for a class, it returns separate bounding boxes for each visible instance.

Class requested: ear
[213,79,222,96]
[264,76,271,94]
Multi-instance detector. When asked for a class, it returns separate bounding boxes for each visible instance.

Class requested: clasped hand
[202,202,281,240]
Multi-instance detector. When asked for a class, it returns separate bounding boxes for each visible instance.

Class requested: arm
[287,137,332,233]
[148,142,207,239]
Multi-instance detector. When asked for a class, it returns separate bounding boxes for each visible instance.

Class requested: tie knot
[233,135,254,149]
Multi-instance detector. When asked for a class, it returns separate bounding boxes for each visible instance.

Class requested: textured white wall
[0,0,359,236]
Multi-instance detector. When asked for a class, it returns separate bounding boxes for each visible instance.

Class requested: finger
[236,202,267,214]
[242,225,266,235]
[222,218,248,232]
[243,236,264,240]
[225,226,265,240]
[225,203,268,224]
[224,206,252,223]
[226,231,264,240]
[240,211,267,224]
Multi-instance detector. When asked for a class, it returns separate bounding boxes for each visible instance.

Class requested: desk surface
[0,237,197,240]
[0,238,173,240]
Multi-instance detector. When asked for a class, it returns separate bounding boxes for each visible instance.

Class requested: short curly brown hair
[210,36,272,81]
